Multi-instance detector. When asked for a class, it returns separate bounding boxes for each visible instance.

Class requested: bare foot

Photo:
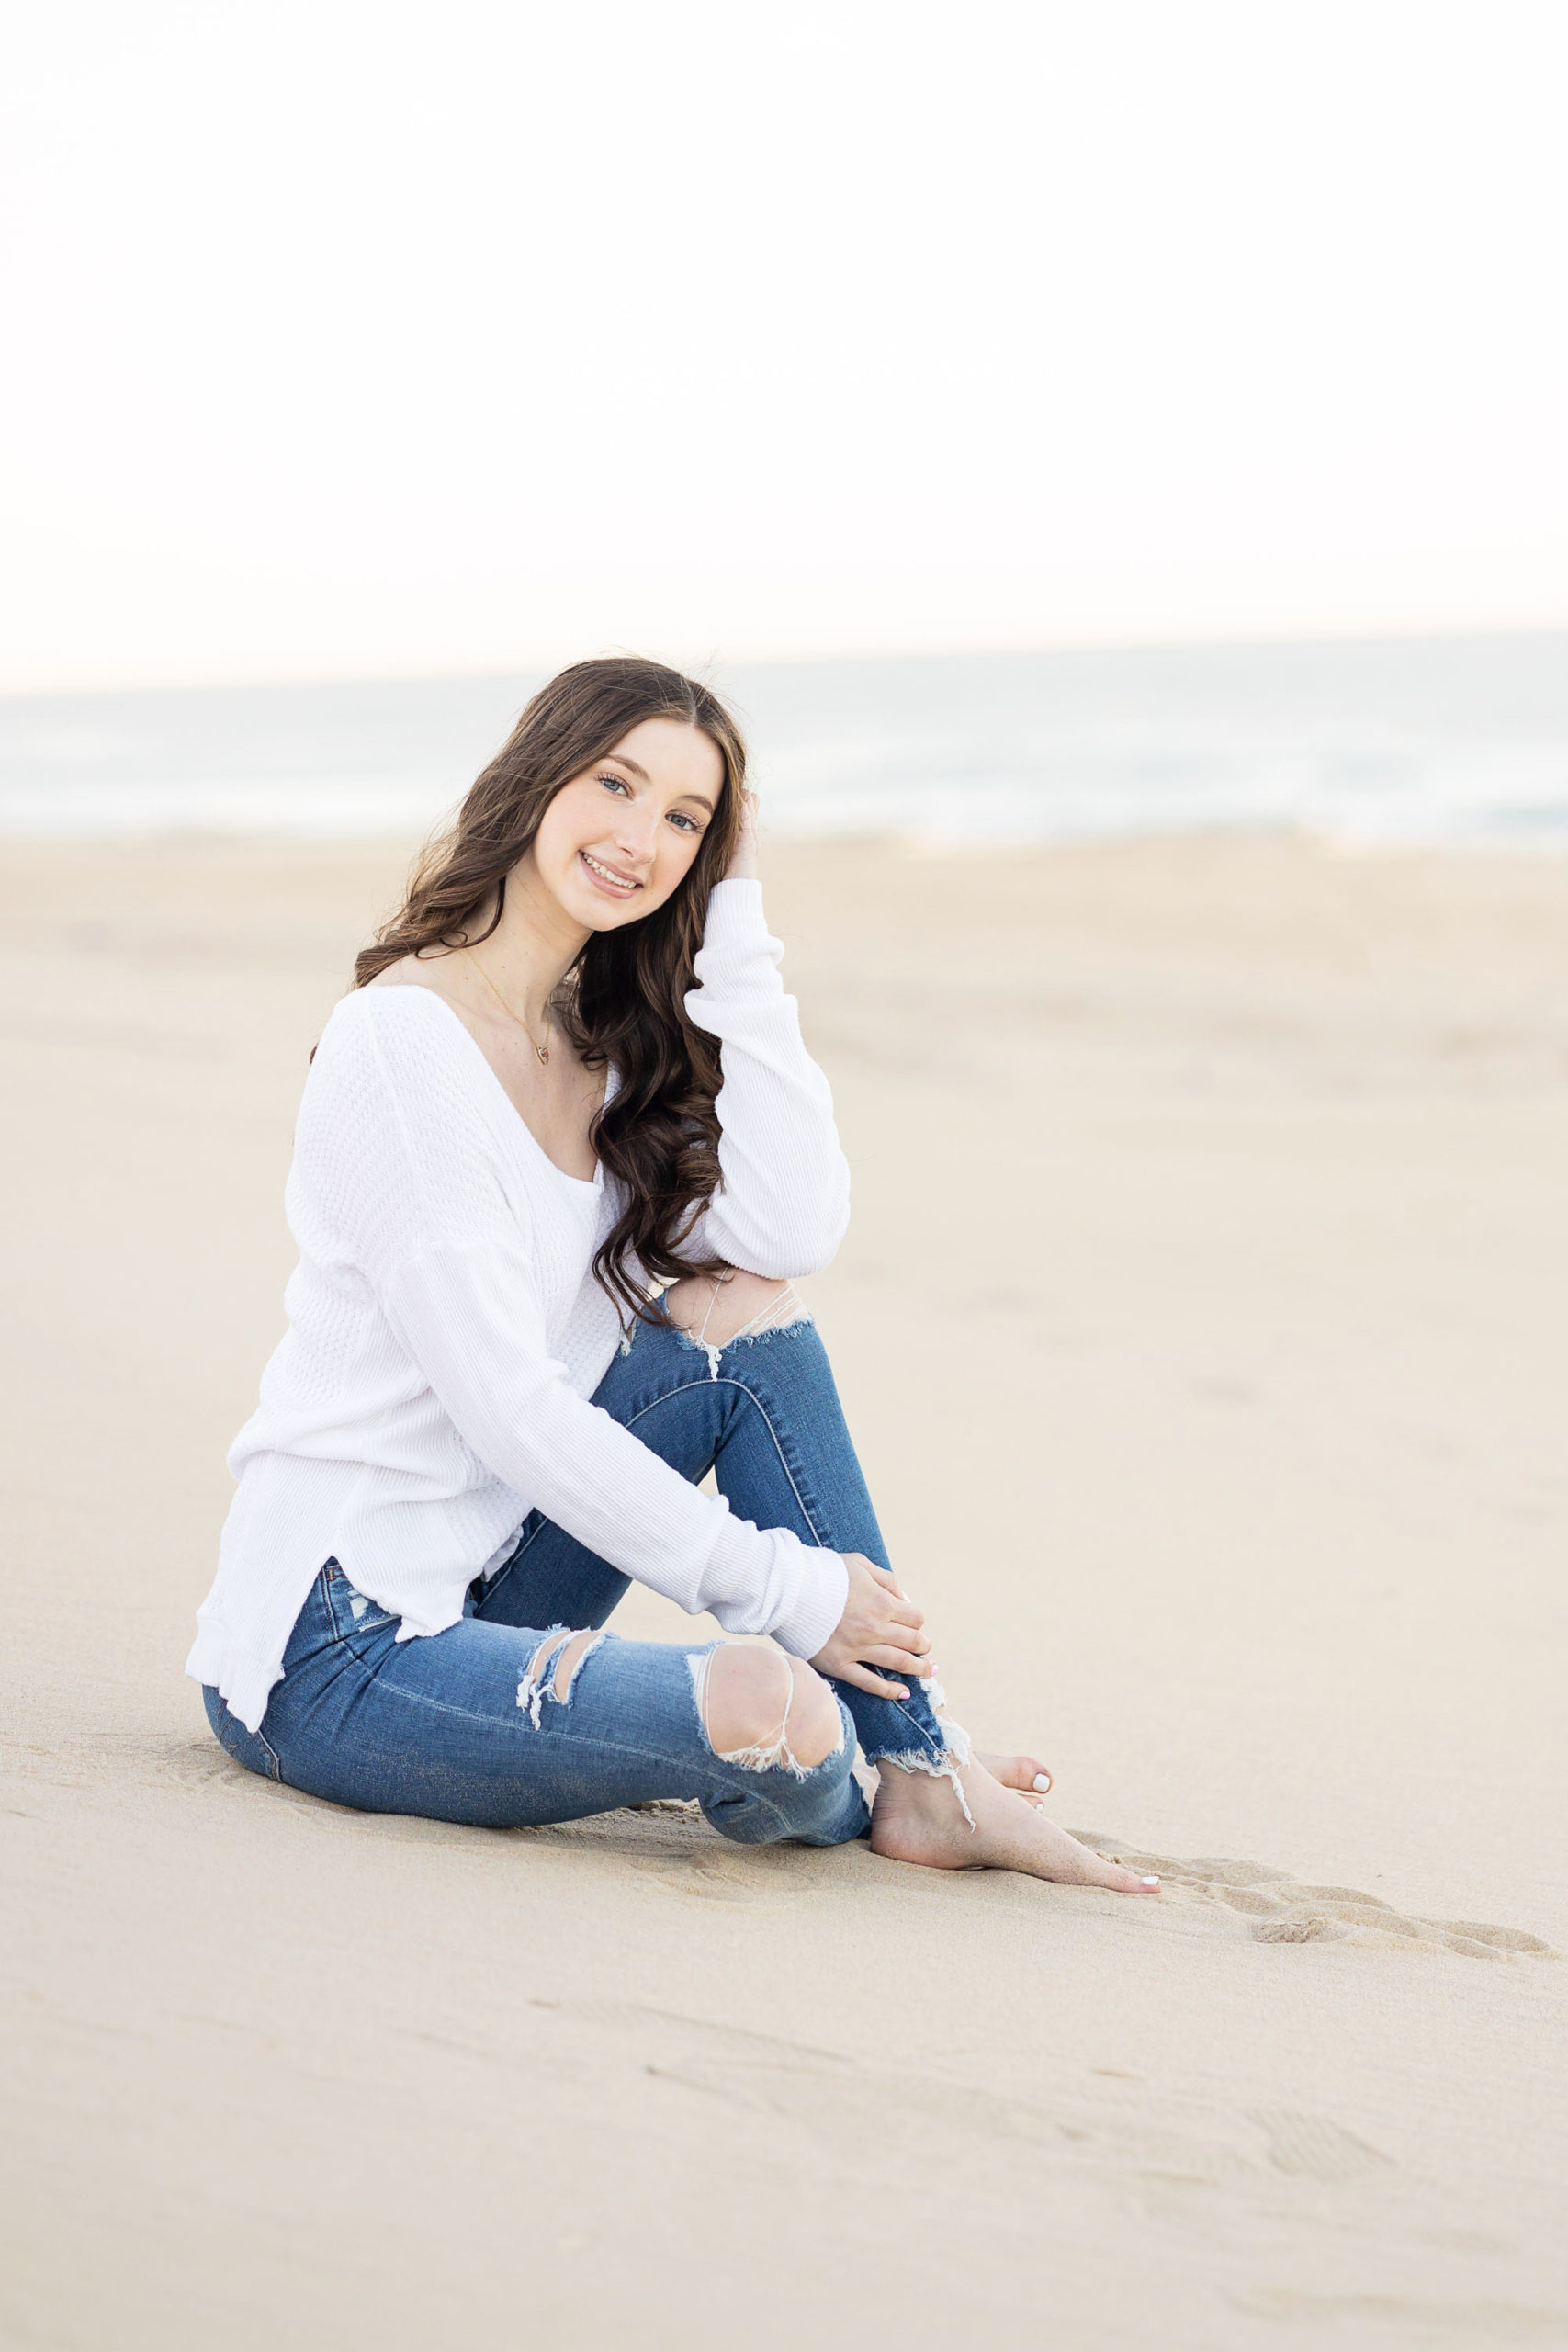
[978,1749,1053,1795]
[870,1757,1159,1894]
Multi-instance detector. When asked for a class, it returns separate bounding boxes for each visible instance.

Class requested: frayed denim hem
[864,1677,976,1829]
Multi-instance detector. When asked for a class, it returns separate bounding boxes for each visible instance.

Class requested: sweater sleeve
[680,878,851,1277]
[301,991,848,1659]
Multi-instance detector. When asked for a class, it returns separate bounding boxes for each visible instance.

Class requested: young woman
[188,656,1157,1894]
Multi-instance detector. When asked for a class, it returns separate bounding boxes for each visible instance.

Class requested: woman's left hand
[810,1552,932,1699]
[726,788,760,881]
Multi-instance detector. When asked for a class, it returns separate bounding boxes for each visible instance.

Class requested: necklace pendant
[536,1046,549,1065]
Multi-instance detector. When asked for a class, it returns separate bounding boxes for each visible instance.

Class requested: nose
[607,800,660,868]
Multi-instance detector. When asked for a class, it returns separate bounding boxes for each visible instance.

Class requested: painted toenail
[1032,1774,1051,1792]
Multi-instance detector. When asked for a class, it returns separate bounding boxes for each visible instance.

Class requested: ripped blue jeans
[202,1305,965,1846]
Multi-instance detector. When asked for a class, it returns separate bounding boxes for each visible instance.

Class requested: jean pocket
[326,1561,396,1635]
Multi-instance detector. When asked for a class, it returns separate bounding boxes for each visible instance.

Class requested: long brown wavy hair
[354,655,748,1323]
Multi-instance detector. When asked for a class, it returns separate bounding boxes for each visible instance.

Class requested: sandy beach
[3,831,1565,2349]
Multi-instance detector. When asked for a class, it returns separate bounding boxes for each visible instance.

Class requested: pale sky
[3,0,1564,691]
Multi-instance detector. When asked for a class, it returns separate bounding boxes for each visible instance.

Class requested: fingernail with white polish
[1141,1876,1160,1889]
[1032,1774,1051,1792]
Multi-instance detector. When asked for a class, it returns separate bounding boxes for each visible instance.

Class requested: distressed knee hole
[739,1283,812,1338]
[516,1627,603,1726]
[781,1663,842,1770]
[663,1271,811,1365]
[691,1645,842,1778]
[549,1628,602,1700]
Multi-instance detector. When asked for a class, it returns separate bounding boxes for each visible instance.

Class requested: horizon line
[4,618,1568,705]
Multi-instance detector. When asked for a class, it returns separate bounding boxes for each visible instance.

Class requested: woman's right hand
[810,1554,933,1699]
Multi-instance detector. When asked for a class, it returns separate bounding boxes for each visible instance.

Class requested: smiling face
[525,716,727,932]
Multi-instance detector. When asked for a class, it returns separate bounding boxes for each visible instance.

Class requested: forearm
[381,1239,846,1656]
[684,879,851,1272]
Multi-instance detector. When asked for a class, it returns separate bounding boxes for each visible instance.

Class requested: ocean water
[1,635,1565,846]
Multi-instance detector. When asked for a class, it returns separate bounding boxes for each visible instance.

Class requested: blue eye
[597,771,629,795]
[668,811,700,834]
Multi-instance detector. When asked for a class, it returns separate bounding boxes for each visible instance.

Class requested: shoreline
[4,818,1568,854]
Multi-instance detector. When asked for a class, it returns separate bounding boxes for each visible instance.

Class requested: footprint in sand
[1247,2108,1395,2181]
[1070,1838,1555,1961]
[558,1807,1558,1951]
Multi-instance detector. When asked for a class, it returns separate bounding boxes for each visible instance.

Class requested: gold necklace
[469,950,553,1065]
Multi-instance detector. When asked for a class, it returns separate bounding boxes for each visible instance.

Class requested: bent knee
[703,1645,788,1753]
[663,1270,804,1351]
[701,1645,842,1771]
[783,1663,843,1770]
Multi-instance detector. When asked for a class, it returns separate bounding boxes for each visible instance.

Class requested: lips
[579,849,642,896]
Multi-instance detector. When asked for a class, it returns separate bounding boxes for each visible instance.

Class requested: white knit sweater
[186,880,852,1734]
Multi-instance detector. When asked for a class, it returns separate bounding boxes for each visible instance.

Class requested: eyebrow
[603,752,716,814]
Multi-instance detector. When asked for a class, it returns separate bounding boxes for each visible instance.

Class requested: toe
[979,1752,1053,1794]
[1053,1824,1160,1894]
[1104,1862,1161,1894]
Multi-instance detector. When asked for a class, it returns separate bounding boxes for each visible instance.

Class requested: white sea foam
[2,637,1565,846]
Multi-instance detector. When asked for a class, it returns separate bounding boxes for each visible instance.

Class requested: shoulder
[316,978,460,1058]
[309,984,492,1121]
[367,948,463,994]
[296,988,514,1216]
